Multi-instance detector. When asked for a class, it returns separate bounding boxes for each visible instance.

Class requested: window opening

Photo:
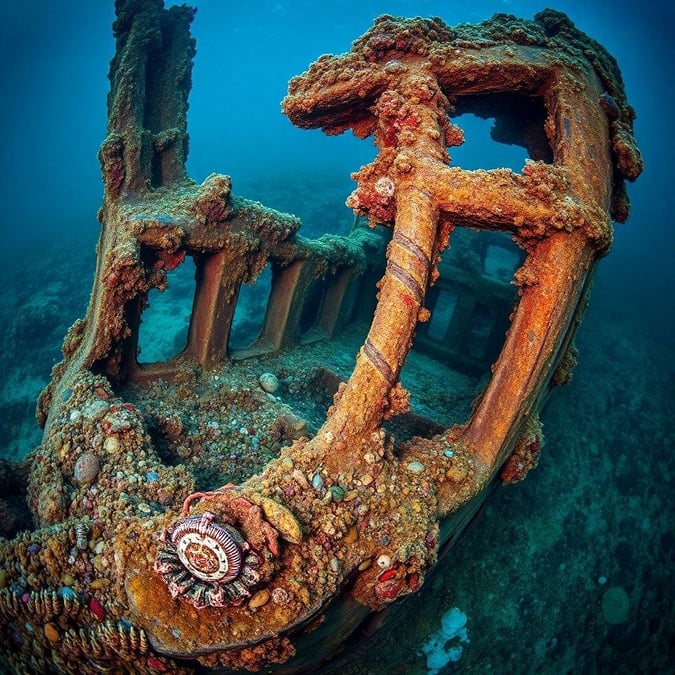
[137,255,195,363]
[426,288,458,341]
[229,262,272,350]
[465,304,497,361]
[390,229,522,437]
[483,238,522,282]
[449,93,552,170]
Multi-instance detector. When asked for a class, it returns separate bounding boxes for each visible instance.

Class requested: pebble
[343,527,358,544]
[377,554,392,570]
[360,474,374,486]
[445,464,468,482]
[103,435,120,453]
[329,485,345,502]
[43,622,59,643]
[74,453,100,485]
[312,473,324,490]
[259,372,279,393]
[406,461,425,473]
[248,589,270,610]
[89,597,107,621]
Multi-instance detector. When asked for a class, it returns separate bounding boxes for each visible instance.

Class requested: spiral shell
[154,511,263,609]
[171,512,242,583]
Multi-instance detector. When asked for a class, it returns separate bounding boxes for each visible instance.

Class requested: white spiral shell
[154,511,263,608]
[171,512,242,583]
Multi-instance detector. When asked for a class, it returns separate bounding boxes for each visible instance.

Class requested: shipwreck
[0,1,641,673]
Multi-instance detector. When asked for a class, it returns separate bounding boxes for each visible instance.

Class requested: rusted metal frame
[458,62,613,468]
[183,250,234,368]
[428,165,606,241]
[432,44,553,96]
[241,259,319,356]
[315,267,361,337]
[319,184,441,471]
[105,2,194,198]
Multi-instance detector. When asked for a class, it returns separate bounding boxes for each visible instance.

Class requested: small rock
[377,554,392,570]
[329,485,345,502]
[103,435,121,453]
[43,622,59,643]
[343,527,358,544]
[248,589,270,610]
[602,586,630,624]
[446,464,468,482]
[73,454,100,485]
[406,461,425,473]
[259,372,279,393]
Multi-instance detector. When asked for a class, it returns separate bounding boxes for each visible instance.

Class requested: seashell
[171,512,242,583]
[73,453,100,485]
[75,522,89,550]
[155,511,264,609]
[251,496,303,544]
[374,175,395,198]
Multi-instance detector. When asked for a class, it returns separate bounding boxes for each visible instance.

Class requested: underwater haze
[0,0,673,673]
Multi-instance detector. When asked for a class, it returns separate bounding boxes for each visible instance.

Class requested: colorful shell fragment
[154,511,263,608]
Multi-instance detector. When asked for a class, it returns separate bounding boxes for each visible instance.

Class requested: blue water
[0,1,673,672]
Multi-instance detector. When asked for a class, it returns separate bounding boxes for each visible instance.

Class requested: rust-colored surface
[0,4,641,674]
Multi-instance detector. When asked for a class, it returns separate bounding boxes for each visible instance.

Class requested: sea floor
[0,212,673,672]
